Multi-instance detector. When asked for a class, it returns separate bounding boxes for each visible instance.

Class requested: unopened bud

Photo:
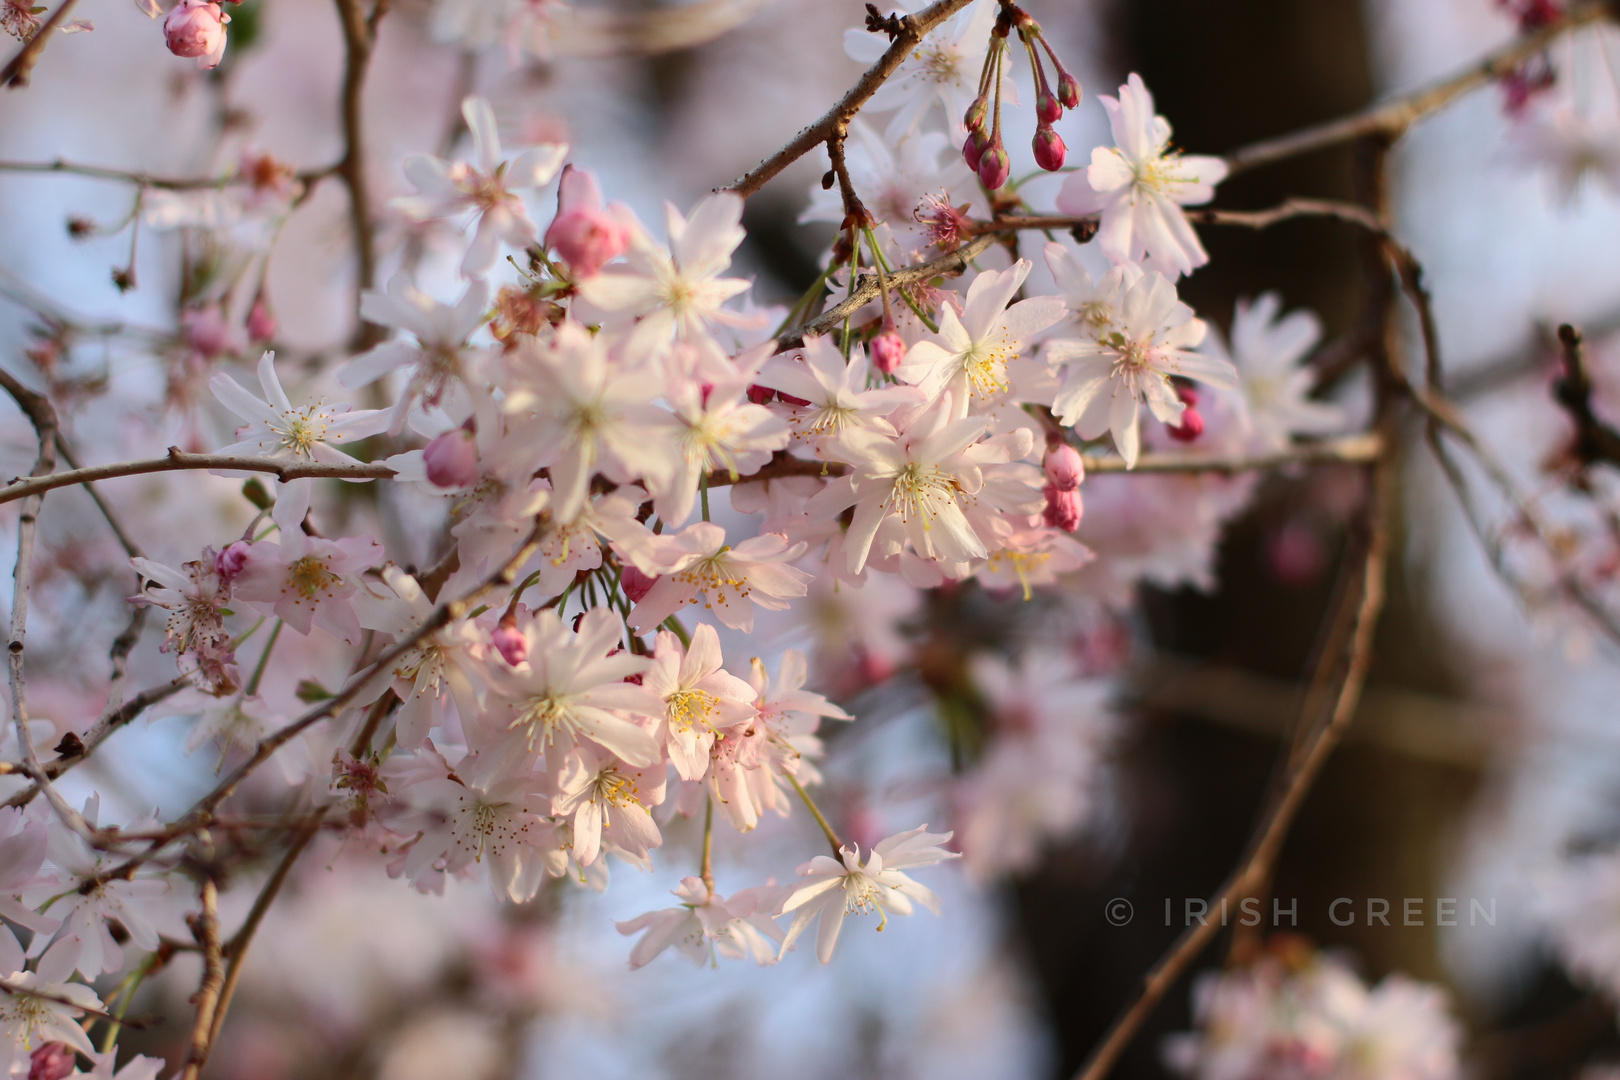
[1043,442,1084,491]
[1168,407,1204,442]
[977,142,1011,190]
[621,565,657,603]
[29,1043,75,1080]
[1034,126,1067,172]
[1042,484,1083,532]
[545,206,631,279]
[1036,87,1062,125]
[246,299,276,343]
[963,96,988,134]
[66,217,95,239]
[215,541,250,584]
[422,427,479,488]
[1057,72,1081,110]
[870,326,905,374]
[962,130,986,172]
[746,384,774,405]
[492,615,528,667]
[778,390,811,407]
[164,0,228,68]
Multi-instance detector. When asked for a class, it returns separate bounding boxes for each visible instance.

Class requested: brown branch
[1082,433,1382,475]
[81,519,549,887]
[207,812,325,1049]
[0,449,396,507]
[3,676,191,808]
[721,0,977,199]
[1552,323,1620,467]
[0,158,341,191]
[0,0,80,89]
[179,876,224,1080]
[1223,2,1612,176]
[334,0,387,346]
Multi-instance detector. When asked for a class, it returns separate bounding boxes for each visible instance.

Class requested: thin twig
[0,0,81,89]
[0,449,395,506]
[1223,3,1613,176]
[722,0,976,199]
[1552,323,1620,467]
[179,876,224,1080]
[334,0,387,345]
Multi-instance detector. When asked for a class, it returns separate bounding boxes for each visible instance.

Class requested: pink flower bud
[1043,442,1084,491]
[778,391,811,407]
[246,299,277,343]
[963,97,988,134]
[29,1043,75,1080]
[181,304,241,362]
[1168,407,1204,442]
[1042,484,1083,532]
[1267,521,1327,587]
[977,142,1011,190]
[621,565,657,603]
[870,327,905,375]
[1057,72,1081,110]
[746,384,774,405]
[1034,127,1067,172]
[962,130,986,172]
[164,0,228,69]
[1036,88,1062,125]
[492,615,528,667]
[545,207,631,279]
[422,428,479,488]
[1176,386,1199,409]
[215,541,250,585]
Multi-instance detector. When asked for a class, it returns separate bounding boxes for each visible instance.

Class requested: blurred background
[6,0,1620,1078]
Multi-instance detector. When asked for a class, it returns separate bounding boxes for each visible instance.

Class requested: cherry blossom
[551,744,666,867]
[575,192,756,357]
[341,274,491,430]
[1202,292,1343,453]
[843,0,1001,140]
[210,352,389,469]
[642,624,756,781]
[484,607,660,765]
[777,826,958,964]
[393,96,568,278]
[616,876,784,968]
[230,480,384,642]
[756,336,924,455]
[1045,272,1237,467]
[625,522,811,634]
[1057,74,1227,277]
[896,259,1066,413]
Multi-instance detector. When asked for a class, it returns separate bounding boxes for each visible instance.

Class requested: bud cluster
[960,2,1082,189]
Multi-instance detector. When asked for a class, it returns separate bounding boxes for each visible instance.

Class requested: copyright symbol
[1105,898,1133,926]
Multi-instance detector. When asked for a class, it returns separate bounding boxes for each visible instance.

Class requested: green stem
[99,951,157,1052]
[787,773,843,854]
[244,619,282,697]
[700,795,715,893]
[700,474,711,522]
[867,233,939,333]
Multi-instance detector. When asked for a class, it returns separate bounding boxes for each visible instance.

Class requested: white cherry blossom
[393,95,568,278]
[210,351,388,469]
[777,826,957,964]
[616,876,784,968]
[1057,74,1227,277]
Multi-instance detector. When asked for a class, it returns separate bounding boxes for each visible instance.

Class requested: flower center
[666,688,720,734]
[510,693,574,750]
[286,555,340,600]
[277,406,329,457]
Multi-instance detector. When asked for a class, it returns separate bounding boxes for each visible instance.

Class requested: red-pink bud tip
[215,541,250,585]
[246,299,276,343]
[746,384,774,405]
[977,144,1011,190]
[1057,72,1081,110]
[1036,88,1062,125]
[964,97,988,134]
[1168,408,1204,442]
[870,328,906,375]
[422,428,480,488]
[29,1043,74,1080]
[492,616,528,667]
[1042,484,1083,532]
[1034,127,1067,172]
[1042,442,1084,491]
[620,565,657,603]
[962,131,986,172]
